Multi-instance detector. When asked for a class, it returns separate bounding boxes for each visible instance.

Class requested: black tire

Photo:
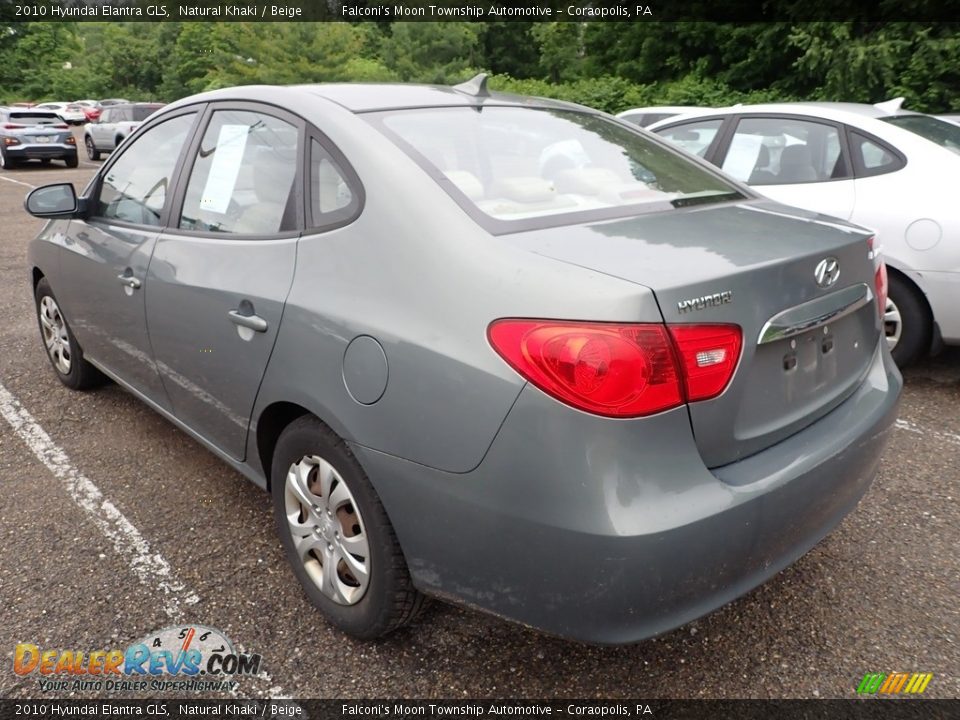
[0,146,17,170]
[85,136,100,161]
[34,278,106,391]
[41,158,51,165]
[65,154,79,168]
[271,415,425,639]
[886,273,931,368]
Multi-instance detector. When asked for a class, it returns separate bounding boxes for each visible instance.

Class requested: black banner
[0,700,957,720]
[1,0,960,23]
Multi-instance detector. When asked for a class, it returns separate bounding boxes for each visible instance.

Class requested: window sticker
[199,124,249,215]
[722,133,764,181]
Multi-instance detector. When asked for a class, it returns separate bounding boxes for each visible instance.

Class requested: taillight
[668,324,742,402]
[54,123,69,129]
[867,236,888,318]
[488,319,742,417]
[3,123,24,129]
[66,137,76,145]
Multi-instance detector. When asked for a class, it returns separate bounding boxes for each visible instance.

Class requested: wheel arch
[32,267,45,291]
[256,401,328,490]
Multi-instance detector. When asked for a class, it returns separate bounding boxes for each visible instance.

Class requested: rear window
[9,112,60,124]
[371,106,744,233]
[881,115,960,156]
[133,106,161,122]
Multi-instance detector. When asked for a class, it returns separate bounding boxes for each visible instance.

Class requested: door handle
[228,310,268,333]
[117,273,141,289]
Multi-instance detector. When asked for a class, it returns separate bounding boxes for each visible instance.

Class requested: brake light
[3,138,20,146]
[668,324,743,401]
[488,320,742,417]
[54,123,69,129]
[867,236,888,318]
[66,137,76,145]
[3,123,24,129]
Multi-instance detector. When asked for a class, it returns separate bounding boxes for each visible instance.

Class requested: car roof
[167,81,596,116]
[651,101,926,126]
[617,106,708,116]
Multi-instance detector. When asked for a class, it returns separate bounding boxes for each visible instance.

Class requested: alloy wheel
[284,454,370,605]
[884,297,902,352]
[39,295,72,374]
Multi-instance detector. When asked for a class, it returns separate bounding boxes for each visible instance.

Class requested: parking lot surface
[1,148,957,700]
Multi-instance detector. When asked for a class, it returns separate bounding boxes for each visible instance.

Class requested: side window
[722,117,848,185]
[179,110,300,235]
[100,109,111,123]
[655,119,723,158]
[849,131,904,177]
[308,139,360,229]
[95,113,196,226]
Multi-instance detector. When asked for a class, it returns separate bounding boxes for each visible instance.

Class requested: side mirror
[24,183,82,219]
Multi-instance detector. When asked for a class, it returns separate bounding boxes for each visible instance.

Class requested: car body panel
[353,339,899,644]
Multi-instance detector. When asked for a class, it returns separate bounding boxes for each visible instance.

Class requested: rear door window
[721,117,849,185]
[178,109,301,236]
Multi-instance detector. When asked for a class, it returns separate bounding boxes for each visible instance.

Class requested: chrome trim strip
[757,283,873,345]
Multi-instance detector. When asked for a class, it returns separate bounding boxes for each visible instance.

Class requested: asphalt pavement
[0,142,957,700]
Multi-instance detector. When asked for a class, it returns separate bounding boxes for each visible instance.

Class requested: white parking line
[0,175,36,189]
[895,417,960,447]
[0,381,200,619]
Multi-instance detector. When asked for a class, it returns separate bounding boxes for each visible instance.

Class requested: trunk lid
[505,199,882,467]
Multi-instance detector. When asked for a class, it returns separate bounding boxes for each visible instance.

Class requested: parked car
[25,79,900,644]
[617,105,711,128]
[35,102,87,125]
[84,103,164,160]
[649,102,960,366]
[78,101,102,123]
[98,98,129,107]
[0,108,78,169]
[937,114,960,126]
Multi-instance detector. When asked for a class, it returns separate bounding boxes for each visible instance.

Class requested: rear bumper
[6,144,77,160]
[353,341,901,644]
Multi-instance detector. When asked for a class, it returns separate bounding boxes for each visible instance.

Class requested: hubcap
[284,455,370,605]
[884,297,902,351]
[39,296,72,374]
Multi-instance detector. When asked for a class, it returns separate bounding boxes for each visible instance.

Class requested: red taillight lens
[488,320,683,417]
[867,236,888,318]
[54,123,69,129]
[66,137,76,145]
[668,324,742,401]
[488,320,742,417]
[3,123,24,129]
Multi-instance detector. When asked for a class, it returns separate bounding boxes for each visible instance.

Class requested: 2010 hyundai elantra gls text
[25,77,901,644]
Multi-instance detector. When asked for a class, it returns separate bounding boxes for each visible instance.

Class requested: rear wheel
[0,147,17,170]
[34,278,105,390]
[85,136,99,161]
[885,273,930,368]
[64,154,79,168]
[271,416,425,639]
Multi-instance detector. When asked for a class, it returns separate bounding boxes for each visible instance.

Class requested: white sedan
[34,102,87,125]
[649,101,960,366]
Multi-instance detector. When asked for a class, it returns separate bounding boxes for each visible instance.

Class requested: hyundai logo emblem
[814,257,840,288]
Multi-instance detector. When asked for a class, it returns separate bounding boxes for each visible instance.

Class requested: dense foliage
[0,21,956,113]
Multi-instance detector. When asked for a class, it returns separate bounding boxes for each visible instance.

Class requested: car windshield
[373,106,743,230]
[881,115,960,155]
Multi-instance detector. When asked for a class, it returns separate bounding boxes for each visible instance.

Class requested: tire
[271,415,425,639]
[885,273,931,368]
[41,158,51,165]
[65,154,79,168]
[34,278,106,391]
[0,147,17,170]
[85,136,100,161]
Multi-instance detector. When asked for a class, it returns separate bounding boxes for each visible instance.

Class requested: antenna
[453,73,490,98]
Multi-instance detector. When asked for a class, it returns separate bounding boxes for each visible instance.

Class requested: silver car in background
[25,79,901,643]
[1,108,79,169]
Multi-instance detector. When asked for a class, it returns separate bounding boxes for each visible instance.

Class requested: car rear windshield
[8,112,60,124]
[881,115,960,155]
[371,106,744,232]
[133,106,161,122]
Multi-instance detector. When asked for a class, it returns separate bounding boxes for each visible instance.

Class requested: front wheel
[34,278,105,390]
[271,416,425,639]
[885,273,931,368]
